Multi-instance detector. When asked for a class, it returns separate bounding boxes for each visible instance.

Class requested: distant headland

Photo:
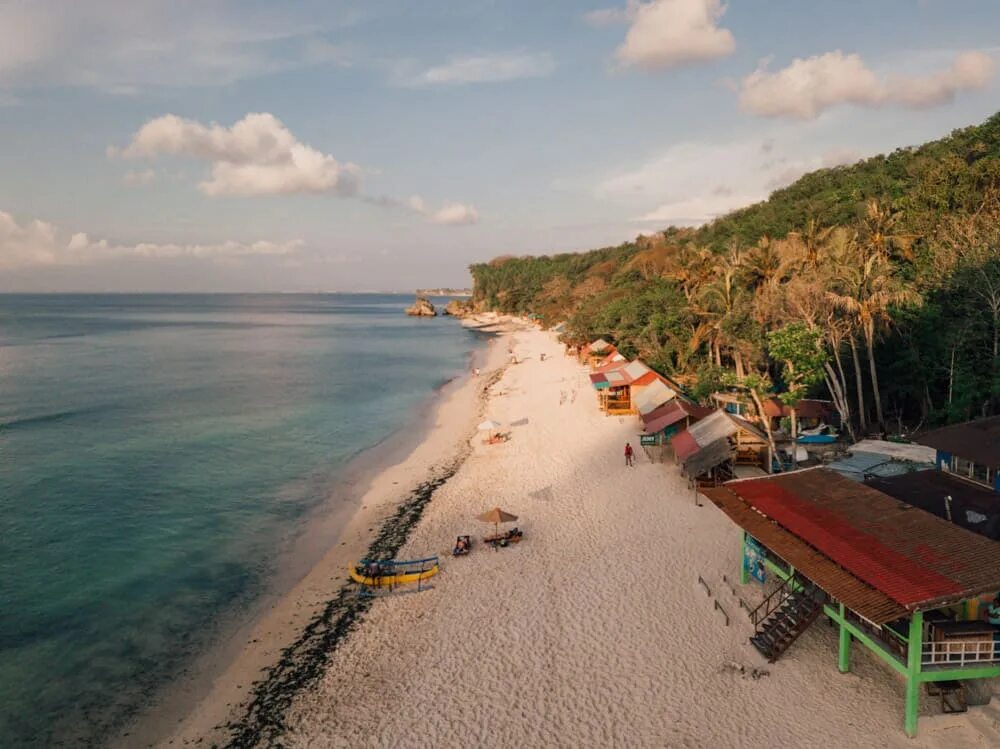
[415,288,472,296]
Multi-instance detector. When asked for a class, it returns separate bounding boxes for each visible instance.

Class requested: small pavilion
[702,467,1000,737]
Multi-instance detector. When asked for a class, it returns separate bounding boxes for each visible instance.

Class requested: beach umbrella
[478,419,503,441]
[477,506,518,545]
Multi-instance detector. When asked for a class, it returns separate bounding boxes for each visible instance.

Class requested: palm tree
[828,246,922,435]
[788,217,834,270]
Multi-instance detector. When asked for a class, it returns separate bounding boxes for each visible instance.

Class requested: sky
[0,0,998,292]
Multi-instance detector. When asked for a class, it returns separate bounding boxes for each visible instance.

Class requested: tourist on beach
[625,442,634,467]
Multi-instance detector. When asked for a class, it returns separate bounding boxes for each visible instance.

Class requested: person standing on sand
[625,442,634,467]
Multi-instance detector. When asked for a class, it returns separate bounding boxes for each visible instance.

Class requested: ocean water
[0,294,485,747]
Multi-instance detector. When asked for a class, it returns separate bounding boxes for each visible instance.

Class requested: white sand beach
[277,328,999,749]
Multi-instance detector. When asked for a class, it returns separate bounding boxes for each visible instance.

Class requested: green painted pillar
[740,532,749,585]
[904,611,924,738]
[838,603,851,673]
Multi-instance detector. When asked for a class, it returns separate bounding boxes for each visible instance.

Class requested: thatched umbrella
[477,506,518,544]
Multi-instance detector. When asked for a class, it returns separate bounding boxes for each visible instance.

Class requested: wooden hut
[702,467,1000,737]
[670,409,771,485]
[914,415,1000,492]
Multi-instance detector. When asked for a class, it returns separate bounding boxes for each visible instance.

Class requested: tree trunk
[948,342,957,406]
[790,407,798,468]
[864,324,885,436]
[824,364,855,442]
[748,389,779,474]
[849,337,867,434]
[830,346,855,442]
[734,350,746,379]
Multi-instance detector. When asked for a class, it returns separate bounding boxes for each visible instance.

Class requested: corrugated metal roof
[851,440,936,463]
[867,470,1000,541]
[686,410,739,448]
[701,485,909,624]
[722,467,1000,611]
[589,338,612,353]
[828,452,925,482]
[914,416,1000,468]
[643,400,713,434]
[623,360,651,381]
[635,380,677,415]
[605,370,627,385]
[641,400,714,427]
[683,437,734,477]
[763,398,835,419]
[672,430,699,461]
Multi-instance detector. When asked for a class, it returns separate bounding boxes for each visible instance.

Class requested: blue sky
[0,0,997,292]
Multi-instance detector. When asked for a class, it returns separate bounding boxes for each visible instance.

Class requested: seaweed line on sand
[220,364,507,748]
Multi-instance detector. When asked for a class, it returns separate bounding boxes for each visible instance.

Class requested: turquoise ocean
[0,294,485,746]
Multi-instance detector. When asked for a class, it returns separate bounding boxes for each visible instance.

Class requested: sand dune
[285,329,999,748]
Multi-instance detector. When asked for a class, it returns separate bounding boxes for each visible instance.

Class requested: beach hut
[641,400,714,445]
[581,338,616,368]
[761,397,838,433]
[701,466,1000,737]
[913,415,1000,492]
[711,391,752,418]
[670,409,771,484]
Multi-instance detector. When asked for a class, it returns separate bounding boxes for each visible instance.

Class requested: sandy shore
[130,332,510,748]
[274,328,998,749]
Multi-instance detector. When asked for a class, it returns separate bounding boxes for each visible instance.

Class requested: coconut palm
[828,245,922,435]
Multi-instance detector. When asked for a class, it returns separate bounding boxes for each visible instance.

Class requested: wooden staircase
[749,578,825,662]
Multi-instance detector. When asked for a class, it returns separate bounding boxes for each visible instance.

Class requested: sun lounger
[483,528,523,547]
[452,535,472,556]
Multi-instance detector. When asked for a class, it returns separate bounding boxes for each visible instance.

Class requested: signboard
[640,434,658,446]
[743,535,766,584]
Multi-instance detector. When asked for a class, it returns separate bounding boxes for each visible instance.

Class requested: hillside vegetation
[470,113,1000,434]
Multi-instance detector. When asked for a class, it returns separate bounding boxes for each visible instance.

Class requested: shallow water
[0,294,483,746]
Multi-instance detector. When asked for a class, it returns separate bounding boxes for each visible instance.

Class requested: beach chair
[484,528,524,548]
[452,535,472,556]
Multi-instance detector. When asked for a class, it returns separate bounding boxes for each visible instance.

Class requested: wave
[0,407,103,430]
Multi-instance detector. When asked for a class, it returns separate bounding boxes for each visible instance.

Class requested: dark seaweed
[220,366,505,748]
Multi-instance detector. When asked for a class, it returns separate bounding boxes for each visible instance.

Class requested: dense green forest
[470,113,1000,437]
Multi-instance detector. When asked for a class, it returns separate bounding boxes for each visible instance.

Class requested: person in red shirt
[624,442,634,467]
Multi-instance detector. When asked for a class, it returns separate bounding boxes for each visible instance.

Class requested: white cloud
[598,135,871,226]
[122,168,156,187]
[405,195,480,226]
[0,2,353,95]
[405,52,555,86]
[613,0,735,71]
[0,210,301,270]
[890,51,995,107]
[430,202,480,226]
[741,50,995,119]
[114,113,361,197]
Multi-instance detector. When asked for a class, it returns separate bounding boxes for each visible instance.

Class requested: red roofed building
[701,467,1000,737]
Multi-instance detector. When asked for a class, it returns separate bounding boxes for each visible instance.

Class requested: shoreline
[127,329,511,747]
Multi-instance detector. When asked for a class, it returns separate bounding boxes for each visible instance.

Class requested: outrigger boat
[350,555,440,590]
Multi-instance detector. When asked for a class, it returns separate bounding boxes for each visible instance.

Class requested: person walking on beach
[624,442,634,467]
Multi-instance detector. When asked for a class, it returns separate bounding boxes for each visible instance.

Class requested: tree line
[470,112,1000,437]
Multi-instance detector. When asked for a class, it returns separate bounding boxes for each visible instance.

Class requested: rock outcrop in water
[442,299,473,317]
[405,297,436,317]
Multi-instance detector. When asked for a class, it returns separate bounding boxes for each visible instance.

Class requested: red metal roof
[641,399,713,426]
[724,468,1000,611]
[643,400,714,434]
[762,398,835,420]
[671,430,699,461]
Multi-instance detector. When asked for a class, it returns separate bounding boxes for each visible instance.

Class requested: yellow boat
[350,556,440,588]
